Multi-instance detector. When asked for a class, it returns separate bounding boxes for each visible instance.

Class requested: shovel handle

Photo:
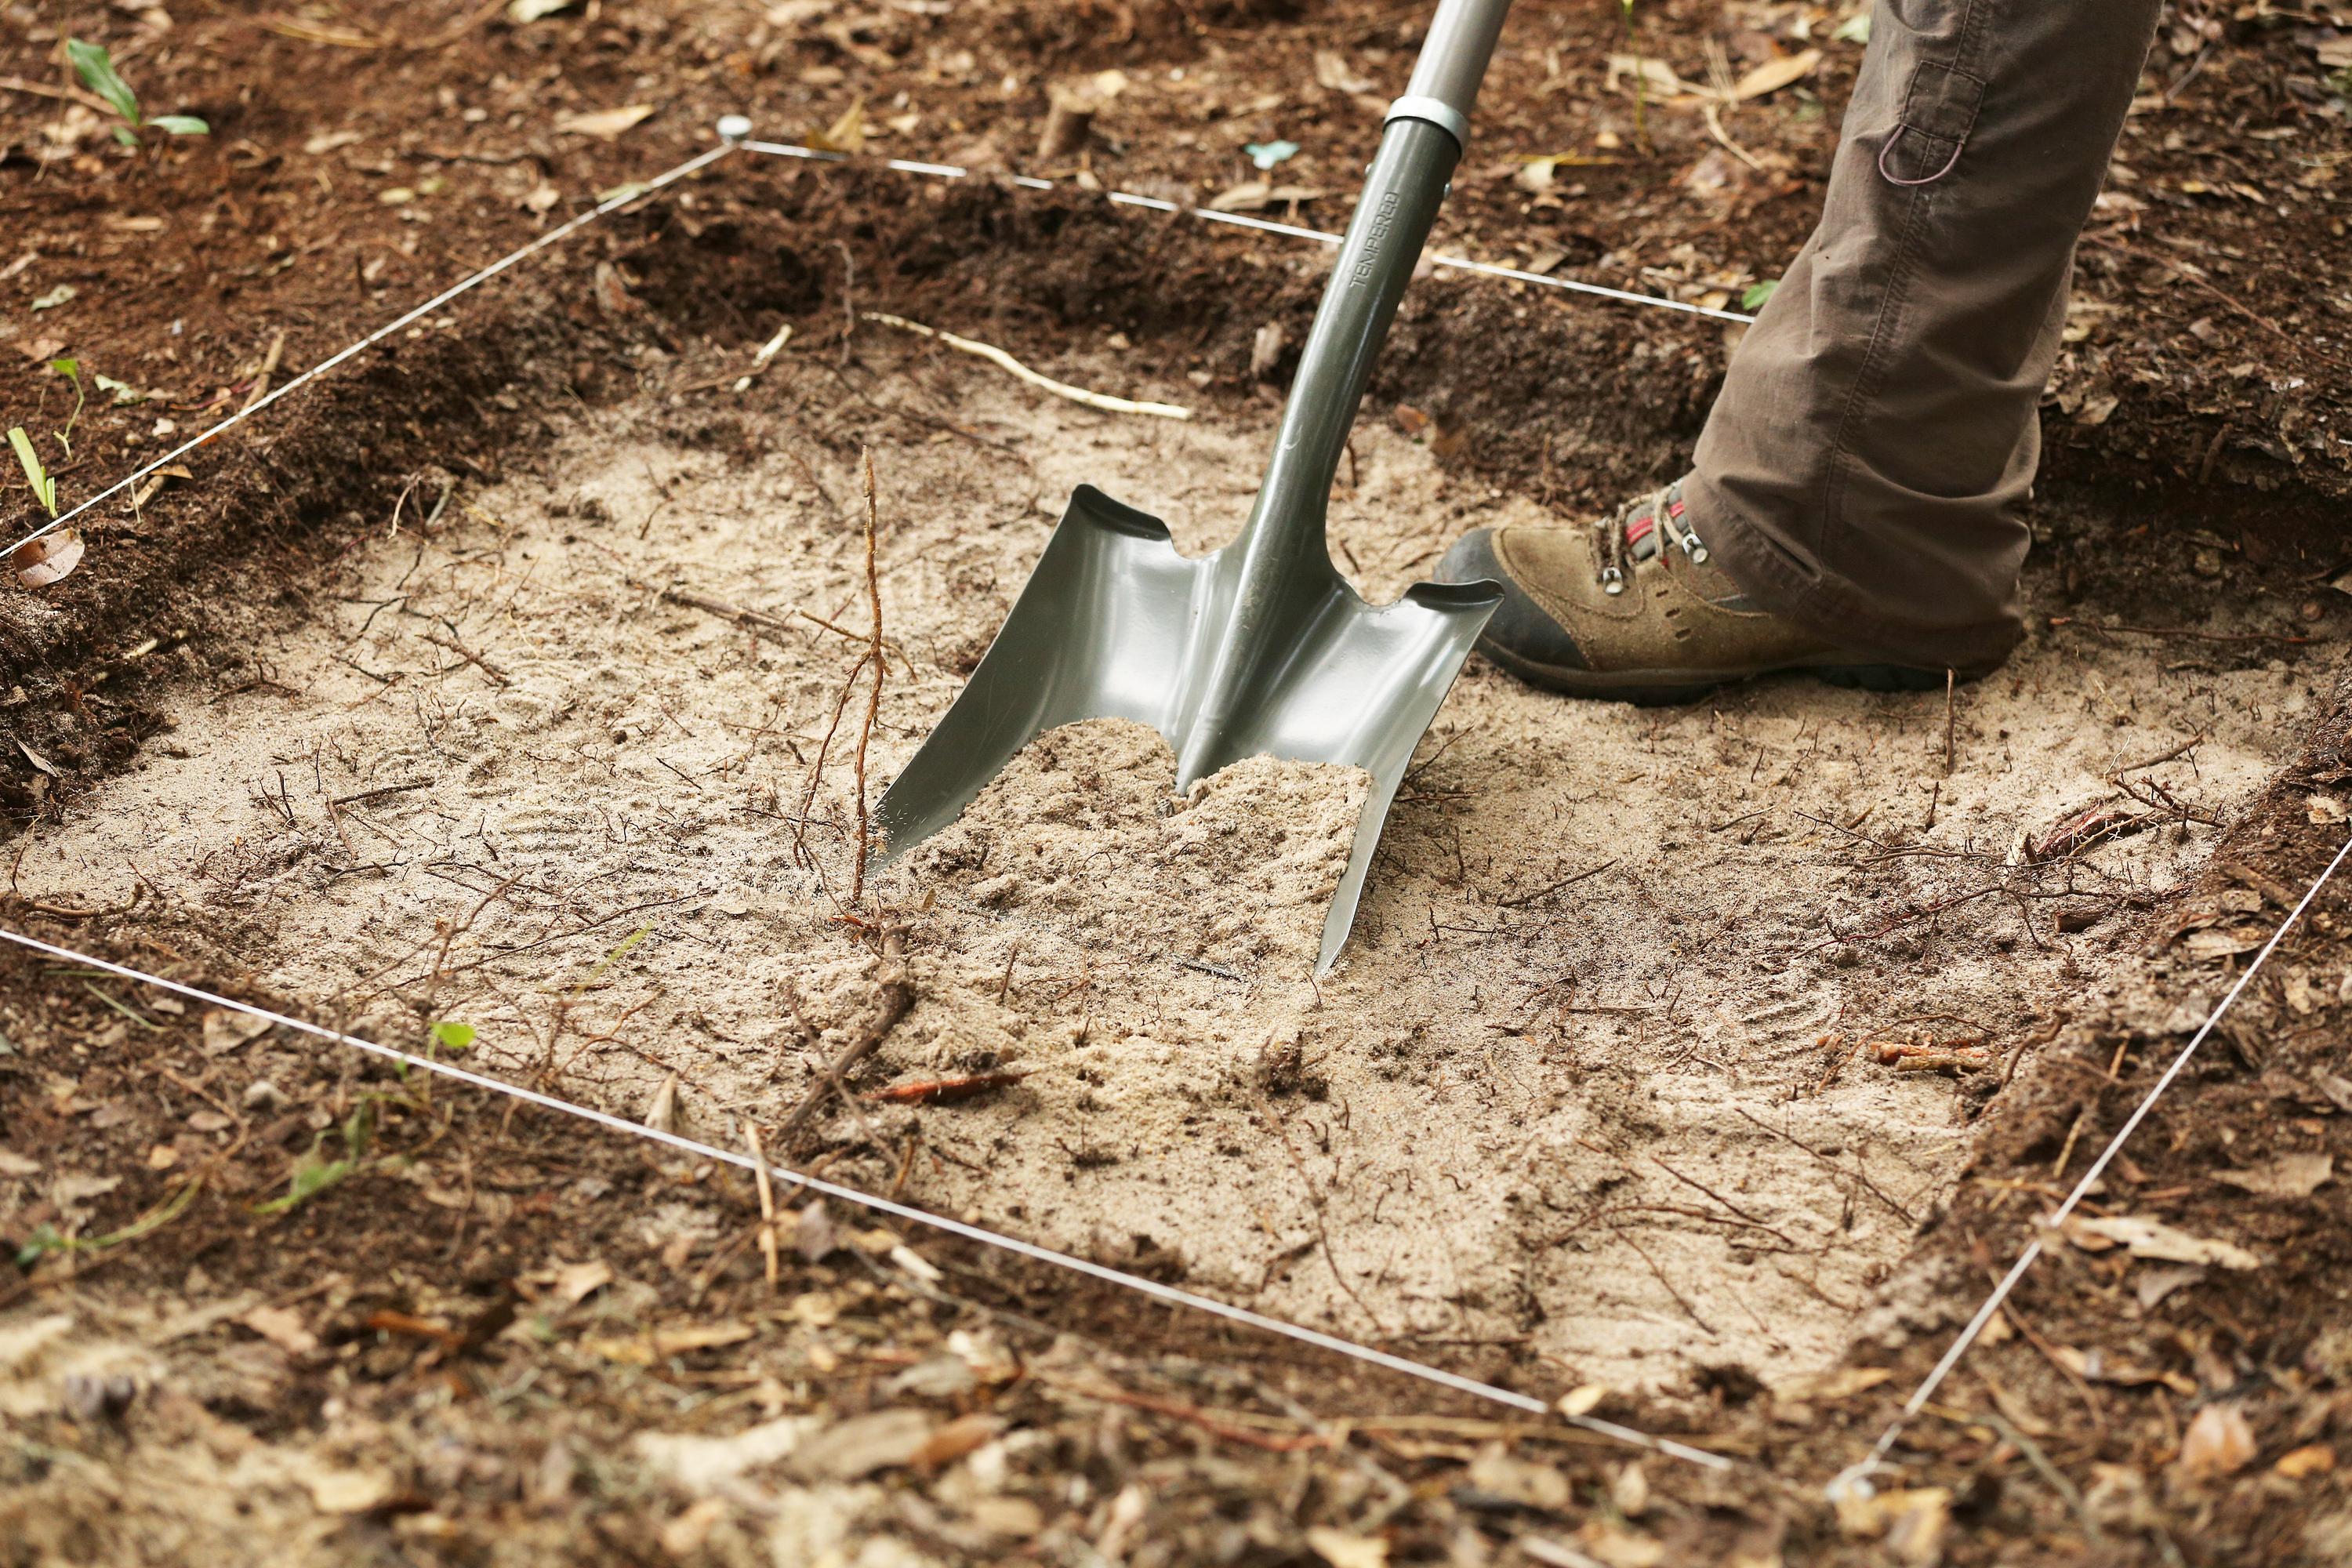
[1390,0,1515,147]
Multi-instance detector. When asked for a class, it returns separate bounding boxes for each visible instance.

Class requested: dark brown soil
[5,2,2352,1563]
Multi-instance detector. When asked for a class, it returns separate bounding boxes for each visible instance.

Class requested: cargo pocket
[1877,60,1984,187]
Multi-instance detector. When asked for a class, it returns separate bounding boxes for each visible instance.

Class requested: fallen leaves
[2059,1214,2261,1270]
[1209,180,1327,213]
[2215,1151,2332,1198]
[2174,1402,2257,1483]
[12,528,83,588]
[583,1321,753,1363]
[238,1303,319,1356]
[556,103,655,140]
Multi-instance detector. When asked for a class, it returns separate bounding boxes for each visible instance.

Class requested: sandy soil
[19,334,2314,1396]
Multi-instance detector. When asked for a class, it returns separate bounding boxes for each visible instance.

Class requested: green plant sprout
[47,359,85,459]
[1620,0,1648,151]
[1741,278,1780,311]
[255,1098,377,1215]
[9,427,58,518]
[66,38,209,147]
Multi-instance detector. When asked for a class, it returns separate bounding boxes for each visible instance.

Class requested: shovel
[877,0,1515,974]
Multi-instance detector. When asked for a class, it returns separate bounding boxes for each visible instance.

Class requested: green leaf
[9,427,57,519]
[343,1098,376,1162]
[94,374,142,406]
[255,1153,354,1214]
[13,1223,67,1268]
[1740,279,1780,310]
[49,358,79,379]
[66,38,140,125]
[430,1020,477,1053]
[1831,11,1871,43]
[150,115,209,137]
[111,124,140,148]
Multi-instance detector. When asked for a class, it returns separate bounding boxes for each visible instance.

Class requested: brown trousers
[1690,0,2162,673]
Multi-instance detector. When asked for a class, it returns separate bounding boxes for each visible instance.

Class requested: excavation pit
[14,271,2328,1399]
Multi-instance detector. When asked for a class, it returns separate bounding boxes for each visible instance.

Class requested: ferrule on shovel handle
[1388,0,1515,146]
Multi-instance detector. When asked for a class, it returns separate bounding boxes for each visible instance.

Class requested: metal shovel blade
[874,485,1501,972]
[873,0,1519,972]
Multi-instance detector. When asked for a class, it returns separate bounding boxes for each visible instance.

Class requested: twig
[1730,1105,1916,1225]
[2047,616,2314,647]
[743,1120,779,1287]
[1612,1224,1715,1337]
[861,312,1194,420]
[849,448,886,906]
[1944,668,1957,775]
[777,965,915,1146]
[1497,858,1620,909]
[0,77,112,113]
[416,631,511,686]
[1252,1090,1392,1339]
[331,779,433,807]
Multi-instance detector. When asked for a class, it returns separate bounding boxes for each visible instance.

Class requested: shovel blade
[876,486,1498,974]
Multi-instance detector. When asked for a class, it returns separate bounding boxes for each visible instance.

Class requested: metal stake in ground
[873,0,1515,974]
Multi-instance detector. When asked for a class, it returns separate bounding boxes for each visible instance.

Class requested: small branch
[862,312,1193,420]
[777,965,916,1147]
[850,448,887,906]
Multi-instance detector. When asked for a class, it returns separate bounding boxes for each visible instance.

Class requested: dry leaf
[1556,1382,1609,1417]
[1313,50,1376,95]
[584,1322,753,1363]
[804,1407,932,1480]
[552,1259,612,1304]
[2050,1344,2196,1396]
[557,103,655,140]
[1208,180,1326,212]
[2175,1402,2256,1483]
[203,1009,274,1054]
[2216,1152,2332,1198]
[2063,1214,2260,1269]
[307,1466,397,1514]
[302,129,364,155]
[2277,1443,2336,1479]
[1730,49,1822,101]
[1613,1461,1650,1518]
[2307,793,2348,824]
[1305,1527,1388,1568]
[1773,1366,1893,1403]
[809,100,866,153]
[239,1303,319,1356]
[16,739,58,777]
[1606,53,1704,99]
[13,529,83,588]
[508,0,578,19]
[909,1412,1000,1469]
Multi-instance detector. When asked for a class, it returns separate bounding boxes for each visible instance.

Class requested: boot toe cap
[1435,528,1592,676]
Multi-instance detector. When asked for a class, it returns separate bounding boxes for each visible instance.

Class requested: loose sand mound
[21,340,2310,1391]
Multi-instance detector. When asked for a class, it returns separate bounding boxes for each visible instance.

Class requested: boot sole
[1475,639,1951,707]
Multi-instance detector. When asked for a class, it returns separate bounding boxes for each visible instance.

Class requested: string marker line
[731,134,1760,326]
[1831,823,2352,1500]
[0,924,1733,1474]
[2,138,740,570]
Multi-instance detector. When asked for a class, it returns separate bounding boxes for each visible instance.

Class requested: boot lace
[1595,481,1707,597]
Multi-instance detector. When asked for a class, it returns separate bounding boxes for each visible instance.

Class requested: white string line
[734,138,1761,326]
[0,140,741,572]
[0,924,1733,1473]
[1835,823,2352,1497]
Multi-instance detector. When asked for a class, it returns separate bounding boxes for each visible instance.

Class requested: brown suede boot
[1436,481,1948,704]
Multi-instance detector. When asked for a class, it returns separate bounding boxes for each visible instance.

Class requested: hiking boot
[1435,481,1947,704]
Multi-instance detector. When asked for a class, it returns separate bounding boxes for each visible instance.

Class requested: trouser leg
[1687,0,2162,673]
